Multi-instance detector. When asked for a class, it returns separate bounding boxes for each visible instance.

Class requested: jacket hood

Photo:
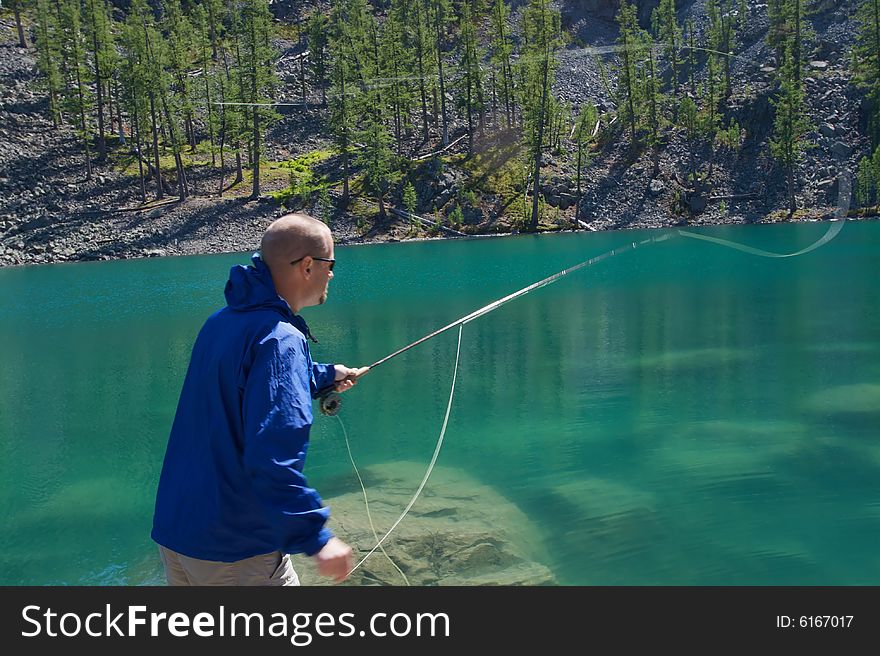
[224,253,318,342]
[225,253,292,316]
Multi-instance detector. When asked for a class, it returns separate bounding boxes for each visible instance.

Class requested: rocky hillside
[0,1,869,268]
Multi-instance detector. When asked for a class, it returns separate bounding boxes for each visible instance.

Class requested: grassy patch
[495,158,532,228]
[269,149,334,206]
[349,197,377,234]
[274,21,302,42]
[764,208,824,222]
[455,138,528,224]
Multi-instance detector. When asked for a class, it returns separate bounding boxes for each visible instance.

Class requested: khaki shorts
[158,545,300,586]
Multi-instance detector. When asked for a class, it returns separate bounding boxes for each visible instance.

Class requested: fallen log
[413,134,467,161]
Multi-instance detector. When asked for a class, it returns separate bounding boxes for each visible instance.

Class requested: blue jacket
[151,253,337,561]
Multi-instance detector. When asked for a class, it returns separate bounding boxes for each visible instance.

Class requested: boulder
[433,187,455,209]
[818,123,836,138]
[557,193,577,210]
[689,194,708,214]
[292,462,556,586]
[830,141,852,158]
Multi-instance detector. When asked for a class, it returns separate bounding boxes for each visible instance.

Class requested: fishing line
[344,324,464,580]
[677,170,852,257]
[336,414,410,585]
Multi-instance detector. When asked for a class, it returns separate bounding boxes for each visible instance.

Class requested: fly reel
[319,389,342,416]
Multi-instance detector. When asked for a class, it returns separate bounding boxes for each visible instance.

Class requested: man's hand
[333,365,369,393]
[314,537,354,583]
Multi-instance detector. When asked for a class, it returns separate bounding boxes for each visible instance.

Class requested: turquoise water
[1,220,878,585]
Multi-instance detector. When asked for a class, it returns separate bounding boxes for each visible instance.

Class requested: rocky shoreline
[0,2,867,269]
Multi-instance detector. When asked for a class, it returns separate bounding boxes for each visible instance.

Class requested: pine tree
[615,0,641,142]
[767,0,788,68]
[217,38,245,193]
[120,14,154,201]
[854,0,880,145]
[706,0,737,101]
[490,0,515,128]
[766,0,811,215]
[236,0,280,200]
[147,10,188,198]
[210,0,244,192]
[403,179,417,216]
[58,0,92,178]
[685,18,697,98]
[856,153,875,209]
[357,103,398,221]
[122,0,166,199]
[855,0,880,91]
[382,4,415,155]
[431,0,453,145]
[307,11,329,106]
[872,144,880,206]
[133,0,188,199]
[679,95,699,179]
[652,0,681,95]
[770,45,812,217]
[192,4,219,167]
[407,0,436,142]
[791,0,803,85]
[573,102,598,229]
[204,0,225,60]
[33,0,63,126]
[162,0,197,152]
[83,0,115,161]
[547,97,570,154]
[700,6,722,155]
[11,0,27,48]
[459,2,486,154]
[642,28,664,174]
[520,0,561,230]
[328,0,364,202]
[353,2,399,221]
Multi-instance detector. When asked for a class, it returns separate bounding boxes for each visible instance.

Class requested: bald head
[260,213,332,274]
[260,213,336,313]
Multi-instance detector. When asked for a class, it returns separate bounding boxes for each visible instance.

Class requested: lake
[1,220,878,585]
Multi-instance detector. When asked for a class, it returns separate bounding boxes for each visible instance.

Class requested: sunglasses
[290,256,335,272]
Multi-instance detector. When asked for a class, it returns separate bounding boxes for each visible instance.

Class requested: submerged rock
[804,383,880,415]
[292,462,556,586]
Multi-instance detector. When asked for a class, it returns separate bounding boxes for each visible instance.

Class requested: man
[152,213,367,586]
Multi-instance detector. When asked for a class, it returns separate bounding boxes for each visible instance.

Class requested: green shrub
[449,204,464,228]
[403,181,417,216]
[271,150,334,207]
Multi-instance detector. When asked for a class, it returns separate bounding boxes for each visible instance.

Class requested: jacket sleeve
[241,332,333,556]
[311,362,337,398]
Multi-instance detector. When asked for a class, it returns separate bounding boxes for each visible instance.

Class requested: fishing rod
[316,230,677,415]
